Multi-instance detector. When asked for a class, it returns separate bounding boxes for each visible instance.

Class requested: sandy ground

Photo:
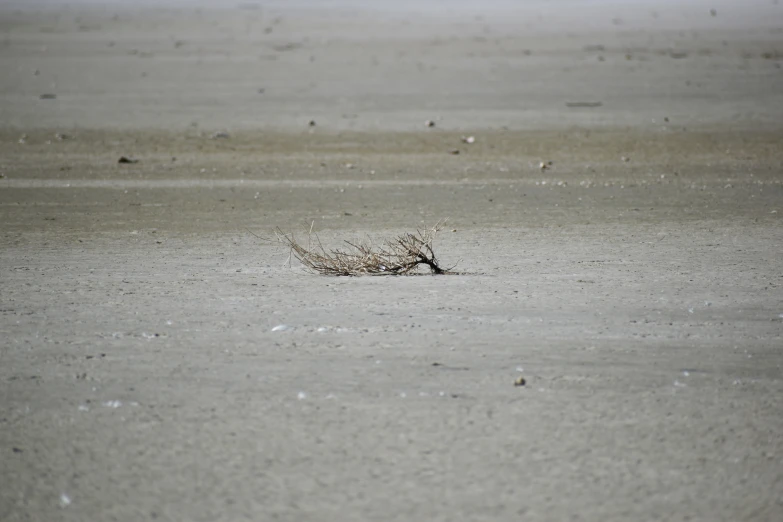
[1,1,782,521]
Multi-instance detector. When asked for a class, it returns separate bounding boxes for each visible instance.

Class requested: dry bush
[276,221,454,276]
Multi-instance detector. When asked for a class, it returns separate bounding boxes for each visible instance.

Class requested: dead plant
[276,221,454,276]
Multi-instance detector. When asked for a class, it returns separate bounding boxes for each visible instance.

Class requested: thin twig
[276,221,453,276]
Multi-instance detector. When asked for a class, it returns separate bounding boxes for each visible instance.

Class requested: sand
[1,1,782,521]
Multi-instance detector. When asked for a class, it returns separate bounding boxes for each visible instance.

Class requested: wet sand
[1,1,782,521]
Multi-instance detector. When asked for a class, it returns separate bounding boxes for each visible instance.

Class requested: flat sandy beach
[1,1,782,520]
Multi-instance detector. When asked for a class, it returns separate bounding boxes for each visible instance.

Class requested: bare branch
[276,221,453,276]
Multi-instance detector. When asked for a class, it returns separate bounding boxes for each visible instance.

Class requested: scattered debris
[425,120,436,127]
[514,376,527,387]
[583,44,605,52]
[449,149,460,155]
[272,43,301,53]
[430,362,470,371]
[18,134,27,144]
[54,133,70,141]
[565,101,603,108]
[211,131,230,139]
[461,135,475,144]
[539,161,553,170]
[621,156,630,162]
[271,324,291,332]
[39,93,57,100]
[118,156,138,164]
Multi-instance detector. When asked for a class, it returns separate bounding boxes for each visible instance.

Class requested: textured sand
[1,1,782,521]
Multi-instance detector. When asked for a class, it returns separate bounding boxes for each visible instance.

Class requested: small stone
[308,120,316,127]
[425,120,436,127]
[449,149,460,155]
[211,131,230,139]
[514,376,526,387]
[118,156,138,164]
[461,136,475,144]
[39,93,57,100]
